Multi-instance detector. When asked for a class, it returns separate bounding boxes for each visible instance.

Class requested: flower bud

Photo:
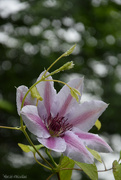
[63,44,76,56]
[58,61,74,71]
[48,61,74,77]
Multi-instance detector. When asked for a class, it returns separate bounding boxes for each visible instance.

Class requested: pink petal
[16,85,36,115]
[36,71,56,117]
[37,136,66,152]
[63,131,94,163]
[52,78,83,117]
[73,128,113,153]
[69,100,108,132]
[21,105,50,138]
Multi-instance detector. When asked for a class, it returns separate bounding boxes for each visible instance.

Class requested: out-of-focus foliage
[0,0,121,179]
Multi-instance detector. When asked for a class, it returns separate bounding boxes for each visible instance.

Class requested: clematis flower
[17,71,112,164]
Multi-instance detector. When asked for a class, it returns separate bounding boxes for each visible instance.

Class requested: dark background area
[0,0,121,179]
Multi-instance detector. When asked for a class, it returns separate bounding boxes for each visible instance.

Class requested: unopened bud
[59,61,74,71]
[48,61,74,77]
[63,44,76,56]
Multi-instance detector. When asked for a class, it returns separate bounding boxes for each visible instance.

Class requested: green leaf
[70,88,79,102]
[75,161,98,180]
[18,143,31,153]
[30,86,43,101]
[113,160,121,180]
[63,44,76,56]
[95,119,101,130]
[18,143,44,153]
[59,156,75,180]
[86,147,102,163]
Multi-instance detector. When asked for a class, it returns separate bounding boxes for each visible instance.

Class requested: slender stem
[46,173,55,180]
[57,172,61,180]
[102,159,107,170]
[118,157,121,163]
[45,148,58,167]
[60,167,82,171]
[0,126,21,130]
[98,167,113,172]
[0,124,53,170]
[43,54,65,77]
[33,153,51,170]
[22,128,53,169]
[60,167,113,172]
[43,44,76,77]
[44,79,72,90]
[20,116,24,129]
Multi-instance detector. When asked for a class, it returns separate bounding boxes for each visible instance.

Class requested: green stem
[0,125,53,170]
[60,167,113,172]
[22,128,53,169]
[57,172,61,180]
[45,148,58,168]
[0,126,21,131]
[33,153,51,170]
[60,167,82,171]
[46,173,55,180]
[98,167,113,172]
[102,159,107,170]
[43,53,65,77]
[44,79,72,90]
[20,116,24,129]
[118,157,121,163]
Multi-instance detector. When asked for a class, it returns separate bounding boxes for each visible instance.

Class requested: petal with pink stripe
[21,105,50,138]
[69,100,108,132]
[36,71,56,116]
[63,131,94,163]
[73,128,113,153]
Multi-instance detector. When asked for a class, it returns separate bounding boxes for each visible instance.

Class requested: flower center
[46,113,73,137]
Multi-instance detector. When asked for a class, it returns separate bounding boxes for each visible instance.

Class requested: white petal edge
[16,85,36,115]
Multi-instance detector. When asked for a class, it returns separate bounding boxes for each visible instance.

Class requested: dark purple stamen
[45,113,73,137]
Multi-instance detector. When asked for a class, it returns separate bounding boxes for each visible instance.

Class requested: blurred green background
[0,0,121,179]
